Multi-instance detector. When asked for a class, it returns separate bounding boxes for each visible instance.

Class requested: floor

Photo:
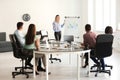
[0,50,120,80]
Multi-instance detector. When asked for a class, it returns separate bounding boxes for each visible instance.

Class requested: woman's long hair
[25,24,36,45]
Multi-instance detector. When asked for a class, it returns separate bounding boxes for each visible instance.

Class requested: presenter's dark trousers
[54,31,61,41]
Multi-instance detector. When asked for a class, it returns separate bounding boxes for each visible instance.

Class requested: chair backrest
[95,34,114,59]
[0,32,6,41]
[36,30,48,39]
[9,34,23,58]
[14,34,23,48]
[36,30,49,43]
[40,30,48,41]
[64,35,74,44]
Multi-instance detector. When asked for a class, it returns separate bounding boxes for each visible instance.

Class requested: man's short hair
[85,24,91,31]
[105,26,113,34]
[17,22,23,30]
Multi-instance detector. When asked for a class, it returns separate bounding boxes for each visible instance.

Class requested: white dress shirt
[14,30,25,46]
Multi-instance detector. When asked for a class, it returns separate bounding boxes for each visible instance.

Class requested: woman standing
[52,15,64,41]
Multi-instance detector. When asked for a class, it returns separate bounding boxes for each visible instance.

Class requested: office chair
[90,34,114,77]
[36,30,61,63]
[14,34,33,70]
[9,34,32,78]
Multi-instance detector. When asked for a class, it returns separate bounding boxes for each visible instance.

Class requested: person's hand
[80,42,85,49]
[63,20,65,25]
[80,42,84,46]
[36,47,40,51]
[64,20,65,23]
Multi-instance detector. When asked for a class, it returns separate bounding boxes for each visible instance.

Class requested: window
[88,0,116,31]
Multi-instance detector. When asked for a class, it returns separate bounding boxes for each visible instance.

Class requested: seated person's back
[14,22,25,47]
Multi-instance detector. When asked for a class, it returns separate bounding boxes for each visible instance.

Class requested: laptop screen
[64,35,74,43]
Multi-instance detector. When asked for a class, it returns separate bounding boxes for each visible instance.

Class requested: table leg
[46,54,49,80]
[69,54,71,64]
[77,54,80,80]
[81,53,84,67]
[87,51,90,76]
[33,52,36,78]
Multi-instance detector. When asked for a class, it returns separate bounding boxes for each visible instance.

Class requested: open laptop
[64,35,74,44]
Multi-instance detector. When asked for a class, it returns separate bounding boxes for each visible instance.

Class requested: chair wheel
[109,72,111,76]
[12,74,15,78]
[91,67,93,70]
[15,68,17,71]
[12,76,15,78]
[51,61,53,63]
[59,60,61,62]
[26,75,29,78]
[20,69,22,72]
[111,66,113,69]
[48,72,51,75]
[87,71,89,75]
[12,72,15,78]
[95,74,97,77]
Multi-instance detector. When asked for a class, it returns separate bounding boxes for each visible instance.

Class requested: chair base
[15,66,33,71]
[90,64,112,77]
[12,59,33,78]
[49,54,61,63]
[49,58,61,63]
[91,64,113,70]
[90,69,111,77]
[12,68,33,78]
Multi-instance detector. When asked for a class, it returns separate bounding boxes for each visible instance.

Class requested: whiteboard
[64,16,80,42]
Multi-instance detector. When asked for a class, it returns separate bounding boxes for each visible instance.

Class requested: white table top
[36,41,89,54]
[34,47,90,54]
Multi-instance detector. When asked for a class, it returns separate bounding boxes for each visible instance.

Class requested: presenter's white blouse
[52,21,64,32]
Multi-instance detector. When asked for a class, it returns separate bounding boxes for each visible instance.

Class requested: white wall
[116,0,120,26]
[113,0,120,52]
[0,0,88,41]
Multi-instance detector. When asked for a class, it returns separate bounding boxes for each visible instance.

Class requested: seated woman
[24,24,46,75]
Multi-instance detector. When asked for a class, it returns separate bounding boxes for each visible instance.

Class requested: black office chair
[36,30,61,63]
[9,34,32,78]
[14,34,33,70]
[90,34,114,77]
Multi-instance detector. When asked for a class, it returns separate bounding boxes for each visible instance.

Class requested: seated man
[81,24,104,69]
[81,24,97,68]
